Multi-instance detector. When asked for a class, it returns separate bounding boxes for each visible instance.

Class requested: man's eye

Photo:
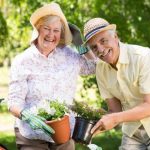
[91,46,97,52]
[101,39,108,44]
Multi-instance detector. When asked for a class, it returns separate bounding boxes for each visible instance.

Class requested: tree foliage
[1,0,149,63]
[0,10,8,46]
[94,0,150,46]
[0,0,150,103]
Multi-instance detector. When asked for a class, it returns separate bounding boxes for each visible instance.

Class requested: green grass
[75,129,122,149]
[0,131,16,150]
[0,130,121,150]
[92,130,122,149]
[0,104,16,149]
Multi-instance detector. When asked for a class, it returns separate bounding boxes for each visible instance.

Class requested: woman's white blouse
[8,44,96,141]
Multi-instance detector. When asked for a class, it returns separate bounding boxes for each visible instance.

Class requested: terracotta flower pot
[46,115,71,144]
[72,117,96,144]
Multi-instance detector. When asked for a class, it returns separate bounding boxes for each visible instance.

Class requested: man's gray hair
[108,29,116,37]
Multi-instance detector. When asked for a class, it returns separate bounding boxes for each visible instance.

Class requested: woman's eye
[54,30,60,33]
[43,26,49,31]
[44,27,49,30]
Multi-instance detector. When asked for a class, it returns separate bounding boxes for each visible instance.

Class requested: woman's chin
[43,44,55,51]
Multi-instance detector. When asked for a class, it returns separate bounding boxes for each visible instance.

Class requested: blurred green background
[0,0,150,149]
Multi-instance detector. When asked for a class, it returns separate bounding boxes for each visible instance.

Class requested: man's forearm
[115,102,150,124]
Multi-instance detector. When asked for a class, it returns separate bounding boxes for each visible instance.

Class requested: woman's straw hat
[83,18,116,45]
[30,2,72,45]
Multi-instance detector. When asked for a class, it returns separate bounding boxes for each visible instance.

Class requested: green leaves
[0,10,8,47]
[38,108,51,120]
[94,0,150,46]
[38,100,68,121]
[71,101,106,121]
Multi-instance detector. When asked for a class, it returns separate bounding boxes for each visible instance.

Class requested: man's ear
[114,32,120,43]
[114,32,118,39]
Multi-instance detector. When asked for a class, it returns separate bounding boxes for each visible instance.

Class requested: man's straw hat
[30,2,72,45]
[83,18,116,45]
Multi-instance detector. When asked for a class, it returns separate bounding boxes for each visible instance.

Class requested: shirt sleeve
[96,64,113,99]
[78,55,96,75]
[139,53,150,94]
[7,56,28,110]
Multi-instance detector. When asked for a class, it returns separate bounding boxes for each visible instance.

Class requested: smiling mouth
[45,38,54,42]
[99,49,111,58]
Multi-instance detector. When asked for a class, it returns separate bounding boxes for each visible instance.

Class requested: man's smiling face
[88,30,120,67]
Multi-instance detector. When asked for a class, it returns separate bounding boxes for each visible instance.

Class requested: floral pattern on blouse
[8,44,96,141]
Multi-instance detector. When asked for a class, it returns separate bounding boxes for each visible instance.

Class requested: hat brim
[83,24,116,46]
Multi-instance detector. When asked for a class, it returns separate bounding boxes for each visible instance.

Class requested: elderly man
[81,18,150,150]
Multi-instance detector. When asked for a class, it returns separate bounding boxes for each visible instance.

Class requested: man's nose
[97,43,105,53]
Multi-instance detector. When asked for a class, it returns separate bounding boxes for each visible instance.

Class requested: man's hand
[21,109,55,136]
[91,113,120,135]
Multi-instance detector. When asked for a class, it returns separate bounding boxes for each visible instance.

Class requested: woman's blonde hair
[35,15,65,46]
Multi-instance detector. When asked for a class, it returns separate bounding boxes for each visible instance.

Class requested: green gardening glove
[21,109,55,136]
[68,22,89,55]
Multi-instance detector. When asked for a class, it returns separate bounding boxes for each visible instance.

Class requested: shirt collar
[118,42,129,64]
[30,44,41,56]
[30,44,56,58]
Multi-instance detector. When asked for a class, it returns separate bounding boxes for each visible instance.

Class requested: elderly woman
[8,2,96,150]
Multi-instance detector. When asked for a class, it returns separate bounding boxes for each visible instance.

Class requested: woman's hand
[21,109,55,136]
[68,22,89,54]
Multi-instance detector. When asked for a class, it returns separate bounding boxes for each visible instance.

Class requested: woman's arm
[83,50,96,60]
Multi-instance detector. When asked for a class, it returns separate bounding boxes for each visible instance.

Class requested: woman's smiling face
[37,17,62,54]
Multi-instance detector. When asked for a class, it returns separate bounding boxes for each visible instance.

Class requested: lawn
[0,130,122,150]
[0,127,121,150]
[0,131,17,150]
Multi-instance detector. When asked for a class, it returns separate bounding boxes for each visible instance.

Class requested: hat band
[85,24,109,41]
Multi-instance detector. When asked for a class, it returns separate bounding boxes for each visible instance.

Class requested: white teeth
[99,49,110,58]
[45,39,54,42]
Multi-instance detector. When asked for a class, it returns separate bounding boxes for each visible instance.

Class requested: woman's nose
[47,30,54,37]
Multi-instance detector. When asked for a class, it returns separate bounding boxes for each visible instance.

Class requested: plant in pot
[37,100,70,144]
[71,100,106,144]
